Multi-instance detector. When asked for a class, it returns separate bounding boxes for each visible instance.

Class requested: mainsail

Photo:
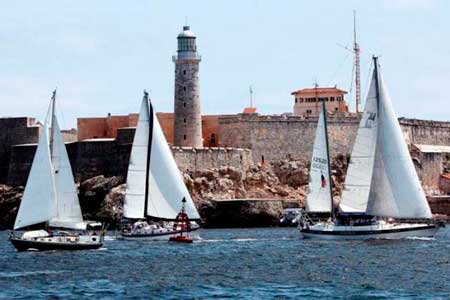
[340,58,432,219]
[15,91,83,229]
[339,68,378,213]
[306,103,332,213]
[123,92,200,220]
[123,97,150,219]
[48,100,84,228]
[366,61,432,219]
[14,119,57,230]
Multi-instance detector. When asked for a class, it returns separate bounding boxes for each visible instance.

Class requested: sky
[1,1,449,129]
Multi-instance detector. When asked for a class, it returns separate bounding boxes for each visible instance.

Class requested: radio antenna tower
[249,85,254,108]
[353,10,361,113]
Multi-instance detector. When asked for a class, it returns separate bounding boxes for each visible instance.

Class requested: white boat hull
[121,228,199,241]
[300,222,441,240]
[10,231,104,251]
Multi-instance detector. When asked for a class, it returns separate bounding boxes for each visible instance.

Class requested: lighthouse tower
[173,25,203,148]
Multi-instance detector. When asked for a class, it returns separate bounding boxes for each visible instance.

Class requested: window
[183,118,186,123]
[295,98,298,103]
[183,70,186,75]
[330,97,335,102]
[183,135,187,140]
[211,133,216,145]
[183,86,186,91]
[335,107,339,111]
[183,102,186,107]
[306,109,312,114]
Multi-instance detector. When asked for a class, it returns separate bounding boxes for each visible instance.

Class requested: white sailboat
[304,86,335,220]
[9,90,104,251]
[121,91,201,240]
[299,57,443,239]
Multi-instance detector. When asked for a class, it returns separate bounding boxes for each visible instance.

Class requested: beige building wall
[292,87,348,116]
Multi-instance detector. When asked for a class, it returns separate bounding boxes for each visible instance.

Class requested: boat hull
[121,228,199,241]
[10,236,103,251]
[301,223,441,240]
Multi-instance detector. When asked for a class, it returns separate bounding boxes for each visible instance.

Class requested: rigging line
[362,59,374,102]
[326,52,351,87]
[56,93,68,131]
[349,59,355,93]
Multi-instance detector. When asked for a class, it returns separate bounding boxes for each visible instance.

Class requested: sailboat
[303,85,335,222]
[121,91,201,240]
[9,90,104,251]
[299,57,443,239]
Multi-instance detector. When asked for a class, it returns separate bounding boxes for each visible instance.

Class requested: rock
[0,155,349,229]
[95,184,126,226]
[201,199,284,228]
[78,175,124,225]
[0,185,23,230]
[271,160,309,188]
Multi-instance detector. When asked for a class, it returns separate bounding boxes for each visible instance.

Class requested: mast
[249,85,253,108]
[315,83,335,219]
[353,10,361,114]
[49,89,57,158]
[321,94,335,220]
[143,90,153,219]
[373,56,380,109]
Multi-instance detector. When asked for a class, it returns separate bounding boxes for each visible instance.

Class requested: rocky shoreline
[0,157,350,229]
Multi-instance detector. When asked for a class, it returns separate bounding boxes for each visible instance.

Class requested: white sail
[339,71,379,212]
[147,104,200,219]
[14,123,57,230]
[123,97,150,219]
[305,105,332,212]
[48,115,84,229]
[366,69,432,219]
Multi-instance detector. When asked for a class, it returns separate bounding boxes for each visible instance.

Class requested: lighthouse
[172,25,203,148]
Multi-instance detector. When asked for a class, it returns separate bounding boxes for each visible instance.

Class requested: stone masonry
[219,113,360,163]
[0,118,40,182]
[173,25,203,148]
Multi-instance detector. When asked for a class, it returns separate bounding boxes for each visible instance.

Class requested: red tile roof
[243,107,257,114]
[440,173,450,180]
[291,87,348,95]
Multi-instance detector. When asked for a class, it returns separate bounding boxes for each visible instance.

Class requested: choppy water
[0,227,450,299]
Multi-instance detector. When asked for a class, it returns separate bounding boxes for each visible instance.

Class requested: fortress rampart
[219,114,360,163]
[3,114,450,195]
[0,118,40,183]
[6,140,252,186]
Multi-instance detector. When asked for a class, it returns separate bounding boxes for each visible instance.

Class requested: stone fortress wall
[0,118,40,183]
[218,113,360,163]
[5,136,251,187]
[3,113,450,194]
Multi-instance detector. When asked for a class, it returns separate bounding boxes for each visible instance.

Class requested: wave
[405,236,435,241]
[0,270,67,278]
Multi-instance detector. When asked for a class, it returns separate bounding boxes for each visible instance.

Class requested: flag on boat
[321,174,327,188]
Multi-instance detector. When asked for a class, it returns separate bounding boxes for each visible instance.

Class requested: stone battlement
[6,141,253,186]
[0,117,40,182]
[172,147,252,177]
[399,117,450,128]
[219,112,360,124]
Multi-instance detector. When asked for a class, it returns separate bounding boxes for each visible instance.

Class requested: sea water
[0,227,449,299]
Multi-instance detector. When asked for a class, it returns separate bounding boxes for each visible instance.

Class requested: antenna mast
[353,10,361,114]
[249,85,253,108]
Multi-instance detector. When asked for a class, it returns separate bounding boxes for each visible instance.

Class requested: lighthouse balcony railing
[172,53,202,61]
